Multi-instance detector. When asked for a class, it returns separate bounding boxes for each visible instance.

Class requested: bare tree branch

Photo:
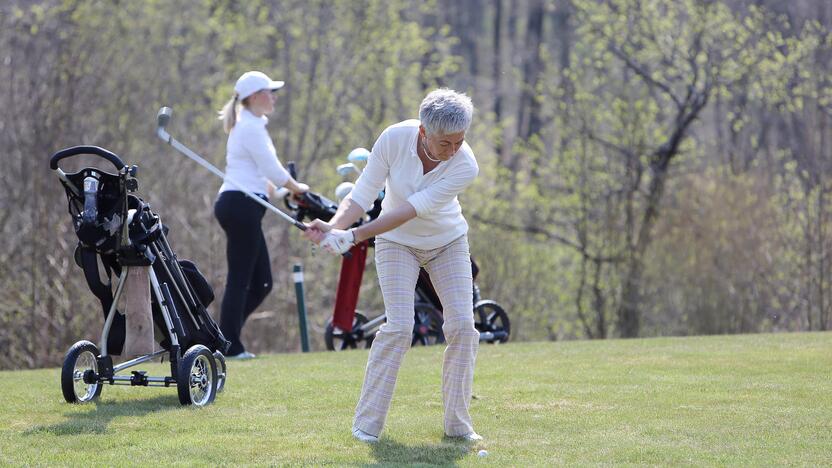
[609,44,683,109]
[470,213,624,264]
[585,130,637,160]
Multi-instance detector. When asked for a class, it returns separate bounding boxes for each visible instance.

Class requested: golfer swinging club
[215,71,309,360]
[304,88,482,443]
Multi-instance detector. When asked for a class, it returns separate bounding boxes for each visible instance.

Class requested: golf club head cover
[321,228,356,255]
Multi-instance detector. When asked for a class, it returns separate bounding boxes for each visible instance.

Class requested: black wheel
[412,306,445,346]
[177,345,217,406]
[61,340,103,404]
[474,301,510,343]
[325,312,371,351]
[213,351,227,394]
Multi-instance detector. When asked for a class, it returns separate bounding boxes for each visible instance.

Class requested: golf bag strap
[79,246,115,317]
[79,247,127,355]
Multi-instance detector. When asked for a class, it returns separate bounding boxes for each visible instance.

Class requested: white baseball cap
[234,71,285,100]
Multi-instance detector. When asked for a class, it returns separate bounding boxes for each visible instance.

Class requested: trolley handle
[49,145,126,171]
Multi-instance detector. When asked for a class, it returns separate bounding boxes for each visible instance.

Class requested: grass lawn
[1,332,830,466]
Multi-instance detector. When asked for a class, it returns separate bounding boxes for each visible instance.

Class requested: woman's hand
[290,182,309,195]
[302,219,332,244]
[267,181,290,200]
[320,229,356,255]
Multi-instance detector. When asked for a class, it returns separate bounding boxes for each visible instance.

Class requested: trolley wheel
[412,306,445,346]
[61,340,103,404]
[325,312,371,351]
[474,301,511,343]
[213,351,227,394]
[177,345,217,406]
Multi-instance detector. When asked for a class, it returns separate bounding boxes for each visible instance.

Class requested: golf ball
[477,450,488,457]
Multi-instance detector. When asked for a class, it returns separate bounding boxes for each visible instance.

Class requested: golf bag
[52,145,229,357]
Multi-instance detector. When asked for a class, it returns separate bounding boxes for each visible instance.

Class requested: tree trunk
[615,87,710,337]
[516,0,545,141]
[493,0,503,123]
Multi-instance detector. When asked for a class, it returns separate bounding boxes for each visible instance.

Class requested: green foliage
[466,0,831,338]
[0,0,455,369]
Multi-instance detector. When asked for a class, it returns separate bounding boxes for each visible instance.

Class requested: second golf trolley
[51,145,229,407]
[284,154,511,351]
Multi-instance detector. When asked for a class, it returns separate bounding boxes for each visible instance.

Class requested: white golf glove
[321,229,356,255]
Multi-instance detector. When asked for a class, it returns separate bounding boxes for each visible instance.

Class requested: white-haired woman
[304,88,482,442]
[215,71,309,360]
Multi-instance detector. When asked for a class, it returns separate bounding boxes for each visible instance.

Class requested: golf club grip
[293,220,307,231]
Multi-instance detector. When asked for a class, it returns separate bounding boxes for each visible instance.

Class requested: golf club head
[156,107,173,141]
[335,181,355,202]
[336,163,360,177]
[347,147,370,164]
[157,107,172,130]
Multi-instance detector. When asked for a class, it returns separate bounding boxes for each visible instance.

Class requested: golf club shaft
[155,109,306,231]
[156,107,352,258]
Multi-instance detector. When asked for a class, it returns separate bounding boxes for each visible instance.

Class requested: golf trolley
[284,155,511,351]
[51,145,229,406]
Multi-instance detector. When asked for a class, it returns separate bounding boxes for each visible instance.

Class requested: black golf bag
[52,145,229,406]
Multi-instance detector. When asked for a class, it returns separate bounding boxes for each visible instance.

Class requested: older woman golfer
[304,88,482,443]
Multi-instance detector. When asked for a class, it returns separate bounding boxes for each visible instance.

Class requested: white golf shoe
[226,351,256,360]
[459,432,483,442]
[352,427,379,443]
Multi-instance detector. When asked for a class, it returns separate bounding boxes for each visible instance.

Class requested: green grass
[1,333,830,466]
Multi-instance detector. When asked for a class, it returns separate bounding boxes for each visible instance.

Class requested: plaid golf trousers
[353,235,480,437]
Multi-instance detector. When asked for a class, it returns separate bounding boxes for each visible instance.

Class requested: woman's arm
[303,197,364,244]
[352,202,416,243]
[305,195,417,247]
[305,128,392,242]
[311,202,417,253]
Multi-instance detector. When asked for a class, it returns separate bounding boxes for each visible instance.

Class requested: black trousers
[214,191,273,355]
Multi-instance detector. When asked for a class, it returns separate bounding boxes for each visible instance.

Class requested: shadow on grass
[366,436,476,467]
[24,395,179,436]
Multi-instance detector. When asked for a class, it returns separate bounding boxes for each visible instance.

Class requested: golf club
[154,105,318,229]
[156,107,352,257]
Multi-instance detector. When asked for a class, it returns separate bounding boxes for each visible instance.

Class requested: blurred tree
[0,0,829,368]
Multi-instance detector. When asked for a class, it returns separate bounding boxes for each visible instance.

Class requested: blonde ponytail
[218,94,239,134]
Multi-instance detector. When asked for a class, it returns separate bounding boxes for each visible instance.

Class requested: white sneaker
[457,432,483,442]
[352,427,379,443]
[226,351,256,360]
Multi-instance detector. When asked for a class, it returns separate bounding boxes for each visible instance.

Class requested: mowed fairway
[1,332,830,466]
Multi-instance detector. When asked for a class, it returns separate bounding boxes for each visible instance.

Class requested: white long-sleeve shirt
[219,108,290,195]
[349,119,479,250]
